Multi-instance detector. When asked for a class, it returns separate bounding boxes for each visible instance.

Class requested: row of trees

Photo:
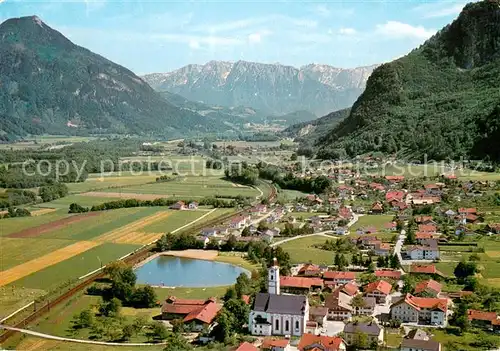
[0,207,31,219]
[257,163,331,194]
[224,163,259,186]
[69,196,239,213]
[0,189,37,209]
[39,183,68,202]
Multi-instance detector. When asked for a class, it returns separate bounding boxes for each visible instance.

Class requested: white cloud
[248,33,261,43]
[152,33,242,47]
[413,2,467,18]
[189,39,200,49]
[339,27,356,35]
[375,21,436,40]
[312,4,331,18]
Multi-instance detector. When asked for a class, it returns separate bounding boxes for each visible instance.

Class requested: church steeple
[268,257,280,295]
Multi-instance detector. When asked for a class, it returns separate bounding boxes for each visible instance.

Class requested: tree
[72,309,94,329]
[149,321,169,342]
[99,297,122,317]
[223,286,237,302]
[223,299,250,332]
[130,286,157,308]
[405,227,416,245]
[352,331,370,349]
[241,226,251,237]
[377,256,386,268]
[212,309,236,342]
[454,260,478,282]
[257,220,268,232]
[350,294,366,310]
[122,324,136,341]
[402,275,415,294]
[235,273,253,297]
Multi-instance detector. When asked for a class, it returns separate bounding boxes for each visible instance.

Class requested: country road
[270,209,362,247]
[0,325,167,346]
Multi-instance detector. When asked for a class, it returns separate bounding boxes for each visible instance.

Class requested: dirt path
[0,241,100,287]
[81,191,171,201]
[159,249,219,260]
[7,212,101,238]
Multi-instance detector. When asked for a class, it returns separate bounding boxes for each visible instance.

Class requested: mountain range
[143,61,377,116]
[0,16,229,139]
[315,0,500,161]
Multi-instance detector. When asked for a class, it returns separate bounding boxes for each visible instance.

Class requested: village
[158,169,500,351]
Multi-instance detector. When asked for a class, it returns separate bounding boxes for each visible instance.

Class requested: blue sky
[0,0,469,74]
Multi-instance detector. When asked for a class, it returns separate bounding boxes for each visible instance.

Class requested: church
[248,259,309,336]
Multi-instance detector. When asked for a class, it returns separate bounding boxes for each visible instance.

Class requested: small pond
[135,256,249,287]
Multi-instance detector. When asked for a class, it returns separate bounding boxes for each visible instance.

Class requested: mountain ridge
[316,0,500,161]
[0,15,228,139]
[143,61,378,116]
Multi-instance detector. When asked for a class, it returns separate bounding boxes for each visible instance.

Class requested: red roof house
[298,333,345,351]
[236,342,258,351]
[375,269,402,280]
[415,280,442,296]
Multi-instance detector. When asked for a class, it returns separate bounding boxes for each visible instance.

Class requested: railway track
[0,182,277,344]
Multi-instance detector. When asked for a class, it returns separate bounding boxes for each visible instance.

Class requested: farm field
[104,176,259,198]
[278,189,309,202]
[279,235,336,265]
[34,194,123,210]
[350,215,394,233]
[65,174,160,193]
[0,212,70,237]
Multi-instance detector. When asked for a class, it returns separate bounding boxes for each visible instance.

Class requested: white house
[390,294,448,326]
[406,245,440,260]
[188,202,199,210]
[249,259,309,336]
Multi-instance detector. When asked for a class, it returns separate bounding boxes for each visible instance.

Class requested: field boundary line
[171,209,217,234]
[0,302,34,323]
[0,325,167,346]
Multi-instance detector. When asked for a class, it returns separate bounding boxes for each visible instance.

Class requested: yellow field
[0,241,100,287]
[31,208,57,216]
[94,211,171,244]
[110,231,165,245]
[486,251,500,258]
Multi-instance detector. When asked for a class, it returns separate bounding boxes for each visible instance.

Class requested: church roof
[253,292,307,315]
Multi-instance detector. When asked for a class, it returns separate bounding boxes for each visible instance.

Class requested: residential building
[249,260,309,336]
[354,296,376,316]
[343,320,384,346]
[467,309,499,329]
[230,215,250,229]
[297,333,346,351]
[384,222,397,232]
[414,280,442,297]
[298,263,322,277]
[375,243,391,256]
[201,228,218,237]
[161,296,220,330]
[415,233,435,244]
[418,225,437,234]
[390,294,448,326]
[375,270,402,280]
[324,290,353,321]
[309,306,328,326]
[188,201,199,210]
[400,339,441,351]
[409,264,445,278]
[236,342,258,351]
[323,271,355,285]
[371,202,384,214]
[363,280,392,303]
[261,338,290,351]
[170,201,186,210]
[340,282,359,297]
[406,241,440,260]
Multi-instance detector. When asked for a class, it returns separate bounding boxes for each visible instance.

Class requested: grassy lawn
[8,243,140,291]
[384,330,403,348]
[351,215,394,232]
[104,176,259,198]
[0,286,45,319]
[0,238,75,271]
[35,194,122,209]
[153,285,229,301]
[430,327,500,351]
[0,212,69,237]
[141,210,207,233]
[279,235,336,265]
[278,189,309,202]
[3,335,167,351]
[215,252,259,272]
[65,174,160,193]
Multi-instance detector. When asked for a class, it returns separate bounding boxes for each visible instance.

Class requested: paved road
[394,229,406,264]
[0,325,167,346]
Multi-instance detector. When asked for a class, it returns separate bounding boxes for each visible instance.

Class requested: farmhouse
[375,269,402,280]
[170,201,186,210]
[262,338,291,351]
[280,276,323,294]
[363,280,392,303]
[297,263,322,277]
[410,264,445,278]
[323,271,355,285]
[400,339,442,351]
[161,296,221,330]
[390,294,448,326]
[324,290,353,321]
[406,241,440,260]
[309,306,328,326]
[414,280,442,297]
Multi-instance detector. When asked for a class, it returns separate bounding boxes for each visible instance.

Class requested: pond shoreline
[133,249,219,269]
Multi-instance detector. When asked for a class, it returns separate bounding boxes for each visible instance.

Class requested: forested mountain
[283,108,350,145]
[317,0,500,161]
[0,16,227,140]
[143,61,377,116]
